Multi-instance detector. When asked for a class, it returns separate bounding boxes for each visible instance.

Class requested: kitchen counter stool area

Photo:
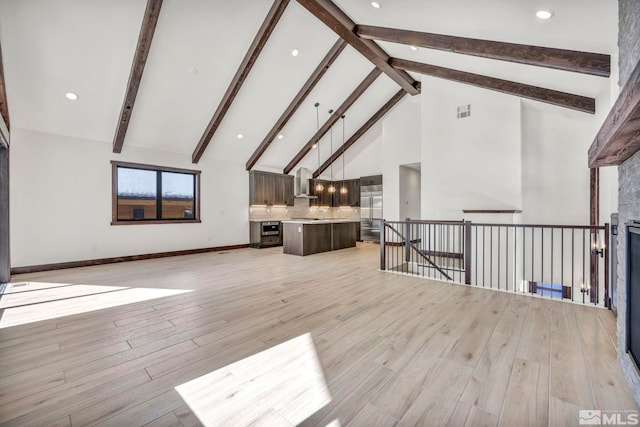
[282,219,359,256]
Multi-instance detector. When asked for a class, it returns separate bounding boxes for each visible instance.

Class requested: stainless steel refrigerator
[360,184,383,242]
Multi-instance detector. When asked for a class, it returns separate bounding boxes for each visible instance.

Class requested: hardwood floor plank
[460,331,519,417]
[248,408,293,427]
[300,365,395,427]
[448,292,508,367]
[347,403,399,427]
[97,389,185,427]
[549,303,595,408]
[548,396,583,427]
[498,358,549,427]
[0,371,65,406]
[370,355,443,420]
[573,305,637,411]
[397,359,474,426]
[144,411,183,427]
[447,400,498,427]
[0,369,152,426]
[516,297,551,365]
[172,404,202,427]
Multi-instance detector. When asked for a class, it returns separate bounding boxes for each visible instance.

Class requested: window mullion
[157,171,162,220]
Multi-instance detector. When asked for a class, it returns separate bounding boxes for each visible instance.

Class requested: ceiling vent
[457,104,471,119]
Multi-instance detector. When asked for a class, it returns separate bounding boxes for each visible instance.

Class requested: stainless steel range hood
[294,167,317,199]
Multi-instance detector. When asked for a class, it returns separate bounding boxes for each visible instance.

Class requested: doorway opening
[399,163,421,220]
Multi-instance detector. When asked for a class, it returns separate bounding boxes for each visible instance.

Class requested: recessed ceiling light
[312,144,317,148]
[536,9,554,19]
[291,48,299,57]
[277,134,284,140]
[65,92,78,101]
[371,2,381,8]
[236,133,244,139]
[410,45,418,51]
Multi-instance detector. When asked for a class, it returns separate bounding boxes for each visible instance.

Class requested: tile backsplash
[249,197,359,221]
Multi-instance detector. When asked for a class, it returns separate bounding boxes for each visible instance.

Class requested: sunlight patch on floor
[0,282,191,328]
[176,333,331,426]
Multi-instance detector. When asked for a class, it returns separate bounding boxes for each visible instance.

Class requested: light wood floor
[0,243,636,426]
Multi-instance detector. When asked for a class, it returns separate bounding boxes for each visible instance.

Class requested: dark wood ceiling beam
[313,89,406,178]
[192,0,290,163]
[112,0,163,153]
[283,68,381,174]
[245,39,347,171]
[296,0,420,95]
[588,59,640,167]
[0,39,10,131]
[356,25,611,77]
[391,57,595,114]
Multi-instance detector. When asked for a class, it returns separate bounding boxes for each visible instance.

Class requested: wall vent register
[457,104,471,119]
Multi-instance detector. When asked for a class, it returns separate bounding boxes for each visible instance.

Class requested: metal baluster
[522,227,527,292]
[540,227,553,295]
[550,228,562,299]
[490,226,493,288]
[571,228,575,301]
[531,228,535,294]
[497,226,501,290]
[475,225,478,286]
[582,229,586,304]
[561,228,564,294]
[483,226,486,287]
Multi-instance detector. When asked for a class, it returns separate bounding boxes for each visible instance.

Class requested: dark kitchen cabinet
[276,175,295,206]
[249,171,268,205]
[249,171,294,206]
[309,179,332,207]
[360,175,382,186]
[334,179,360,207]
[309,178,360,207]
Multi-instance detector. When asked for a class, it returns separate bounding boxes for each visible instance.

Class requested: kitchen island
[282,219,359,256]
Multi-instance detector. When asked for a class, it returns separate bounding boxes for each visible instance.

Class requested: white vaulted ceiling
[0,0,619,172]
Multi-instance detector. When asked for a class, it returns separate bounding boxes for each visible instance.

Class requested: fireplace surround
[626,223,640,371]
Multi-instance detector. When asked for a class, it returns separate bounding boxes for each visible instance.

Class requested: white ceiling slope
[0,0,619,171]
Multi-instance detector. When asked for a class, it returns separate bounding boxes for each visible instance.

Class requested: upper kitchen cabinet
[348,179,361,206]
[360,175,382,186]
[334,179,360,207]
[249,171,294,206]
[308,179,332,207]
[309,178,360,207]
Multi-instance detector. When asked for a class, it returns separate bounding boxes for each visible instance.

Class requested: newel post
[380,219,386,271]
[464,221,472,284]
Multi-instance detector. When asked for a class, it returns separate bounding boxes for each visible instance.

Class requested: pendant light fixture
[314,102,324,192]
[327,109,336,194]
[340,115,348,195]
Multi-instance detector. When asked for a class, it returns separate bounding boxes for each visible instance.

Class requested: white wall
[10,128,249,267]
[322,122,383,181]
[381,96,422,221]
[520,102,596,225]
[421,78,522,220]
